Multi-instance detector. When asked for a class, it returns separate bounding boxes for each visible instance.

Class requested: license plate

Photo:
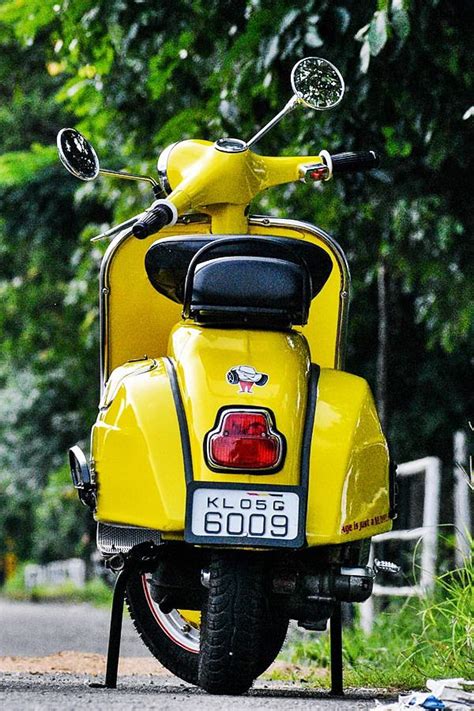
[185,484,303,548]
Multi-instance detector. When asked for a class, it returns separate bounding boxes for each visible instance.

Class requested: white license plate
[187,487,301,545]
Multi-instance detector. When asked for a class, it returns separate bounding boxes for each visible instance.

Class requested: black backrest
[145,234,333,305]
[189,255,310,327]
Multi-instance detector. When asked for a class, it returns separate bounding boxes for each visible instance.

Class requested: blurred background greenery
[0,0,472,570]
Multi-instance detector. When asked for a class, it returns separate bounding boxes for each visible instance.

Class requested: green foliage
[406,558,474,678]
[0,0,58,43]
[0,0,472,563]
[32,464,92,563]
[0,145,57,187]
[276,601,428,688]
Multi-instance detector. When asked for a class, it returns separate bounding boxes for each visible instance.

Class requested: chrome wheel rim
[142,574,200,653]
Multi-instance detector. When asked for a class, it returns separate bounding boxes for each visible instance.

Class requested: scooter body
[60,57,395,694]
[92,216,391,547]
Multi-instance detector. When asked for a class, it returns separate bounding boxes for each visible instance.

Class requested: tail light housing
[205,408,285,472]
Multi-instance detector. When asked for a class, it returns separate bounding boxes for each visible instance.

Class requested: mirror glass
[291,57,344,111]
[56,128,100,181]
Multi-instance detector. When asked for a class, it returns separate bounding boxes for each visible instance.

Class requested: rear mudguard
[92,324,391,545]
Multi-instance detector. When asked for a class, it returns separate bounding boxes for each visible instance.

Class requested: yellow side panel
[248,223,346,370]
[93,327,311,530]
[104,221,210,376]
[169,325,310,486]
[102,217,346,381]
[92,359,186,529]
[306,369,392,545]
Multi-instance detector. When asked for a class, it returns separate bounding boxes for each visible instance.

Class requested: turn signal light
[206,410,284,471]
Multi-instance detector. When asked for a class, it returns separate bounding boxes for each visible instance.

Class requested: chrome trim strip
[99,231,125,393]
[99,359,158,410]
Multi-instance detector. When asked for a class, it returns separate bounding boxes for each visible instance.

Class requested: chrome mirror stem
[246,95,300,150]
[98,168,159,188]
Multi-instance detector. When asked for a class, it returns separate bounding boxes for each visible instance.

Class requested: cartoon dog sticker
[226,365,269,393]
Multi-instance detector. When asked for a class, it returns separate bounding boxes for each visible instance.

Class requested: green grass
[2,564,113,607]
[405,562,473,680]
[273,557,473,691]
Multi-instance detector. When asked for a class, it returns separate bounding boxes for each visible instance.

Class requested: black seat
[144,234,333,328]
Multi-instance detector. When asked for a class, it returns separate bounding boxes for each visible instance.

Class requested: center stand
[330,602,344,696]
[90,542,158,689]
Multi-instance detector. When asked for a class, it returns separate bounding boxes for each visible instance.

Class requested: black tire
[198,552,288,695]
[125,569,287,688]
[126,572,199,685]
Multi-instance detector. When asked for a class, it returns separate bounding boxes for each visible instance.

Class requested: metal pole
[360,544,375,634]
[330,602,344,696]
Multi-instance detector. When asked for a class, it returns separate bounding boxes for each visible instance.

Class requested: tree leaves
[391,1,410,41]
[356,1,411,73]
[0,0,471,559]
[0,0,58,44]
[0,145,57,187]
[368,10,388,57]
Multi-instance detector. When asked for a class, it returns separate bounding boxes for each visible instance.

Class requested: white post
[454,431,472,566]
[419,457,441,593]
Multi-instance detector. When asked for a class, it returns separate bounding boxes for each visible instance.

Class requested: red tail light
[206,409,284,471]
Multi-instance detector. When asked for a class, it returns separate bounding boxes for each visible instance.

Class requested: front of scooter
[59,58,394,696]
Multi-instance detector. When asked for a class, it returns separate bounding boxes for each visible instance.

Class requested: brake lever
[90,213,146,242]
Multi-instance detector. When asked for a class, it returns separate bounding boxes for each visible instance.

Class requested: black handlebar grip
[132,204,174,239]
[330,150,380,174]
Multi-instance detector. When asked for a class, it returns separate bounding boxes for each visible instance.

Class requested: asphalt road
[0,600,395,710]
[0,599,151,657]
[0,674,391,710]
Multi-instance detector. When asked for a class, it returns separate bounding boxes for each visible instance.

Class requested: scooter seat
[145,234,333,307]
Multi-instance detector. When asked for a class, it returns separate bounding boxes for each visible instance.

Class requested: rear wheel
[126,563,288,691]
[198,552,288,695]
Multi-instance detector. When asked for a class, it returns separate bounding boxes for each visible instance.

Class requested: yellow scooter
[59,57,396,695]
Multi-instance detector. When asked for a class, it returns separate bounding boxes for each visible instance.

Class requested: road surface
[0,600,395,709]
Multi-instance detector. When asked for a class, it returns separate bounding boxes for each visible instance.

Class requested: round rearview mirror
[56,128,100,181]
[291,57,344,111]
